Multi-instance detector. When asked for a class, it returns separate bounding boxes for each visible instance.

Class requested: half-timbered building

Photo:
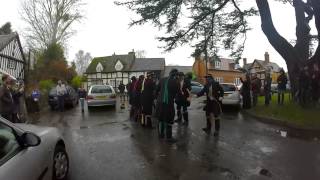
[0,33,26,82]
[85,51,165,90]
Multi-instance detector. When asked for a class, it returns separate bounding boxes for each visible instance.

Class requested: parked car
[220,83,241,108]
[0,116,69,180]
[48,85,79,110]
[190,81,204,94]
[87,85,117,108]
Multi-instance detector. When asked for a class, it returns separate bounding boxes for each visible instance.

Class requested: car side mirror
[21,132,41,147]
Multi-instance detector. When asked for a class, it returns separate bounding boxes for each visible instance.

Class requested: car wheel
[53,145,69,180]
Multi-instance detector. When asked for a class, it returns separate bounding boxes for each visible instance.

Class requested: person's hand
[219,97,223,101]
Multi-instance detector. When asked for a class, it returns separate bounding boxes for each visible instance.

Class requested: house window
[7,60,16,69]
[215,77,223,83]
[110,79,116,87]
[234,78,241,85]
[215,61,221,69]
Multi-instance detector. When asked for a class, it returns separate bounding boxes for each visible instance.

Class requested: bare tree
[21,0,84,49]
[74,50,92,75]
[135,50,146,58]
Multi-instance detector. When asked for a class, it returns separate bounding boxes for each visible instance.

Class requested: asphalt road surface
[28,98,320,180]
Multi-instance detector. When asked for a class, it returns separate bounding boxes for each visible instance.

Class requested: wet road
[29,98,320,180]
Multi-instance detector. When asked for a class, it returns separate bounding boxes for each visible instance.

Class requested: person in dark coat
[197,74,224,137]
[11,82,24,123]
[133,75,144,122]
[156,69,179,142]
[311,63,320,105]
[0,74,14,122]
[118,81,126,102]
[78,87,87,113]
[175,72,192,125]
[240,74,251,109]
[141,72,156,128]
[277,69,288,105]
[251,73,261,107]
[264,73,272,106]
[128,76,137,119]
[299,66,313,106]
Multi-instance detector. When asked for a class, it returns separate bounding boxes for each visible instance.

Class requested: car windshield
[191,82,202,87]
[91,86,112,94]
[221,84,236,92]
[49,88,57,95]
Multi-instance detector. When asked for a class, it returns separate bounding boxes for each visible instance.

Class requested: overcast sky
[1,0,316,71]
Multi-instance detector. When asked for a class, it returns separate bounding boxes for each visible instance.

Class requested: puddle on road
[275,128,320,141]
[203,163,239,180]
[248,167,272,178]
[260,147,274,154]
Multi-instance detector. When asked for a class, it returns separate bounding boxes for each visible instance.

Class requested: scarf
[162,78,169,104]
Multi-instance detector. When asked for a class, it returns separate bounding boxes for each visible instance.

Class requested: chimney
[243,58,247,65]
[265,52,270,64]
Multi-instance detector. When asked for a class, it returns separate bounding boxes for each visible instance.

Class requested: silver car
[220,83,241,107]
[0,117,69,180]
[87,85,117,108]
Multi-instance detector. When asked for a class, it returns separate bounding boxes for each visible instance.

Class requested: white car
[87,85,117,108]
[220,83,241,108]
[0,117,69,180]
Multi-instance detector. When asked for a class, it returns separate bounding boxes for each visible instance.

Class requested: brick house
[193,55,244,85]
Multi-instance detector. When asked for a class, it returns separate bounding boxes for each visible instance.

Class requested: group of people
[240,69,289,109]
[0,74,24,123]
[127,69,225,142]
[298,62,320,106]
[128,72,157,128]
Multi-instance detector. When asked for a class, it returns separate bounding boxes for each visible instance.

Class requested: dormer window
[215,61,221,69]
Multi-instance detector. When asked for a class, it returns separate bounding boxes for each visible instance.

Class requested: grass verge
[247,93,320,130]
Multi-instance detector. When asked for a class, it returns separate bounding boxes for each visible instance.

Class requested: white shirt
[56,84,67,96]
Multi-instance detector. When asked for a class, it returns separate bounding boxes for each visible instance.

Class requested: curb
[242,109,320,132]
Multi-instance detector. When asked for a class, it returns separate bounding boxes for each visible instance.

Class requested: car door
[0,121,51,180]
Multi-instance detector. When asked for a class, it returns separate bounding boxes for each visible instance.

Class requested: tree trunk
[255,0,320,105]
[256,0,301,99]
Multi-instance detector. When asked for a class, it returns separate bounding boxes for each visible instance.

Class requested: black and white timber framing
[0,33,26,80]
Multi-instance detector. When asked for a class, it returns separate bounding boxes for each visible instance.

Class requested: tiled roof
[85,54,165,73]
[131,58,165,71]
[86,54,135,73]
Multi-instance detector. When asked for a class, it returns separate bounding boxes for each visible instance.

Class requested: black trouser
[158,103,175,139]
[265,91,271,105]
[278,90,285,105]
[205,112,220,132]
[176,103,188,122]
[252,93,258,107]
[58,96,65,112]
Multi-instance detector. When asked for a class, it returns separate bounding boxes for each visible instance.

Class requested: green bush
[39,80,54,92]
[71,76,83,89]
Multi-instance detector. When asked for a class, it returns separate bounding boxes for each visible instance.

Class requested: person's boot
[175,110,182,123]
[146,116,152,128]
[202,118,211,134]
[183,112,188,126]
[141,114,146,127]
[213,118,220,137]
[166,123,177,143]
[159,121,165,139]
